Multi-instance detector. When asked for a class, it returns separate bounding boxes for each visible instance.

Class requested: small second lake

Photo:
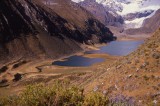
[53,56,104,67]
[53,40,144,67]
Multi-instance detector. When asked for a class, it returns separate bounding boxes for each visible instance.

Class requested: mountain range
[72,0,160,31]
[125,9,160,35]
[79,0,124,27]
[0,0,115,64]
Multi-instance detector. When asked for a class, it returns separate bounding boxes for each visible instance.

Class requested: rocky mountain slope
[125,9,160,35]
[72,0,160,30]
[123,10,154,21]
[123,10,154,28]
[78,0,124,27]
[142,9,160,33]
[0,0,114,64]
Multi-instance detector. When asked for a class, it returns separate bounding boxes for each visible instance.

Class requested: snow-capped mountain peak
[72,0,160,28]
[72,0,160,15]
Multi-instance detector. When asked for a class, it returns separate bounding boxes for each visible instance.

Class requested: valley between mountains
[0,0,160,105]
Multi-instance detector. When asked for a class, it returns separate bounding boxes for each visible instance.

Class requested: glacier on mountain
[72,0,160,15]
[72,0,160,28]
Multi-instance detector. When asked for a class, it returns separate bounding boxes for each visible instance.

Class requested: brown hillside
[85,28,160,105]
[0,0,114,64]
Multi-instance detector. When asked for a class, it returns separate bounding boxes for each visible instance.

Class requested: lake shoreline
[0,37,145,97]
[52,39,144,67]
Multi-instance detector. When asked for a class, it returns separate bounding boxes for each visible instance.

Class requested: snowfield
[72,0,160,28]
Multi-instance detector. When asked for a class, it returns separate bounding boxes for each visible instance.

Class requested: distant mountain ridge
[72,0,160,29]
[79,0,124,27]
[72,0,160,15]
[125,9,160,35]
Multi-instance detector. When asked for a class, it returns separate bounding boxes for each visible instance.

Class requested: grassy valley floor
[0,49,119,97]
[0,34,159,105]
